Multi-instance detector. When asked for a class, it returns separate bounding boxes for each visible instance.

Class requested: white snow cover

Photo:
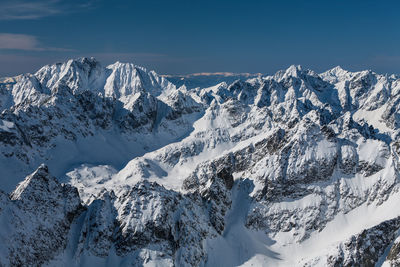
[1,58,400,266]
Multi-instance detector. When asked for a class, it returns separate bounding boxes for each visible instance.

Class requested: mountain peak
[38,57,102,75]
[287,64,304,72]
[273,64,308,81]
[324,65,349,75]
[320,65,353,83]
[331,65,345,72]
[283,64,304,77]
[10,164,54,201]
[108,60,148,73]
[68,56,99,65]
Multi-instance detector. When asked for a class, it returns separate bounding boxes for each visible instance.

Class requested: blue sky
[0,0,399,76]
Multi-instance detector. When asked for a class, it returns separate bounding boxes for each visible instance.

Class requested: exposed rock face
[325,217,400,267]
[2,60,400,266]
[72,181,215,266]
[0,165,82,266]
[387,240,400,266]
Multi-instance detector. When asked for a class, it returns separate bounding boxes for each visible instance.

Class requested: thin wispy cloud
[0,0,96,20]
[0,33,73,51]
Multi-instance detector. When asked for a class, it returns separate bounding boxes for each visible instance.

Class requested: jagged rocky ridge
[1,59,400,266]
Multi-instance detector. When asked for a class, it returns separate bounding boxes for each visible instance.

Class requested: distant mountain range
[1,58,400,266]
[163,72,262,89]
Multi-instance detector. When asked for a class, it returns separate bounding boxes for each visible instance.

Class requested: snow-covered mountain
[164,72,261,90]
[1,58,400,266]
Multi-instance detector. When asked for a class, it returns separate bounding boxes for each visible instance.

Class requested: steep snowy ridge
[1,58,400,266]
